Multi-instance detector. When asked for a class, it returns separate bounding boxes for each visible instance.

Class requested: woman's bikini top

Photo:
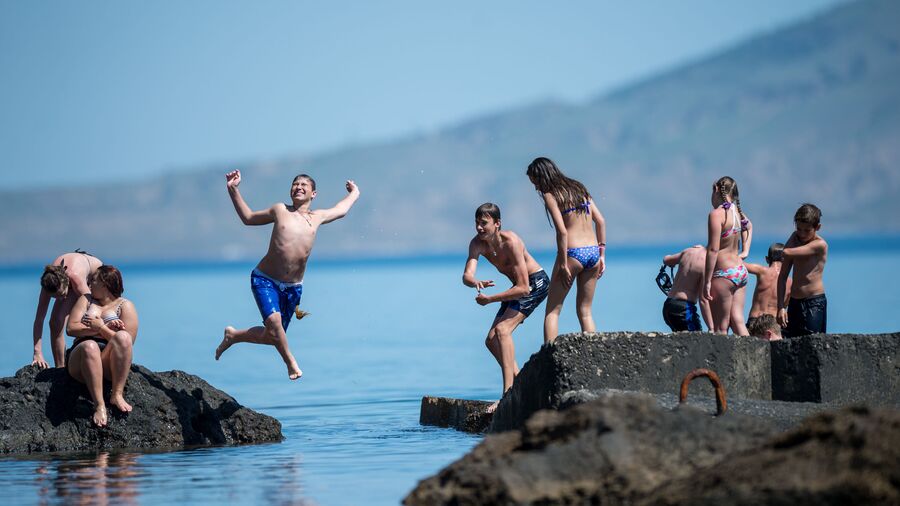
[81,296,125,325]
[720,202,749,238]
[561,201,591,215]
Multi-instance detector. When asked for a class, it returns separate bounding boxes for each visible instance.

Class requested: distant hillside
[2,0,898,264]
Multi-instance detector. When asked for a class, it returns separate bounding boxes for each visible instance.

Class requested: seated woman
[65,265,139,427]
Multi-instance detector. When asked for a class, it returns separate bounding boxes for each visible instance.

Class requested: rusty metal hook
[679,368,727,416]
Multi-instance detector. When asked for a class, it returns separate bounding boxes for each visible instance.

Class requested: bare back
[54,252,102,295]
[669,246,705,302]
[257,203,318,282]
[748,263,786,317]
[561,205,597,248]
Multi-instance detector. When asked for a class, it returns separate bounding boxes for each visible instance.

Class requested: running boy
[463,203,549,409]
[216,170,360,379]
[777,203,828,337]
[745,243,791,328]
[661,245,713,332]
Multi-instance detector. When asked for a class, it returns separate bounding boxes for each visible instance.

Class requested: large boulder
[405,392,777,506]
[0,364,282,455]
[639,405,900,505]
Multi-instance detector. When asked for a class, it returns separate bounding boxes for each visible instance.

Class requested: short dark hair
[794,203,821,227]
[293,174,316,191]
[91,265,124,298]
[40,265,68,295]
[766,243,785,264]
[475,203,501,224]
[748,314,781,338]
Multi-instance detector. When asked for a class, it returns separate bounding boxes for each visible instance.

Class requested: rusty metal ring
[679,368,727,416]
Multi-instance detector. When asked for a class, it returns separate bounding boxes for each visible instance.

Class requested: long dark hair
[526,157,591,224]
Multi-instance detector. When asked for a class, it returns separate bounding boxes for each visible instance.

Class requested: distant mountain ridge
[2,0,898,264]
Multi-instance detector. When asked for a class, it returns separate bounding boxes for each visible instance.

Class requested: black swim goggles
[656,264,674,295]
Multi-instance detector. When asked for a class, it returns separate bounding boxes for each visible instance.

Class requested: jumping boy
[462,203,549,410]
[745,243,791,328]
[216,170,360,379]
[661,245,713,332]
[777,203,828,337]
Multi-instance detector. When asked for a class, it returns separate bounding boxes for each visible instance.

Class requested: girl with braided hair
[526,157,606,343]
[703,176,753,335]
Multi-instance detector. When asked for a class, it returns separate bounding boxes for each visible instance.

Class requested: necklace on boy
[298,211,313,227]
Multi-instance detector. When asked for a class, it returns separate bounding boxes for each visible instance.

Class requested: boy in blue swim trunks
[660,245,713,332]
[216,170,360,380]
[463,203,549,410]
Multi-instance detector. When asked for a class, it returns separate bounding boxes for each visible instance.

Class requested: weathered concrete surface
[420,396,493,433]
[0,364,283,455]
[638,405,900,506]
[565,388,836,432]
[490,331,772,432]
[772,332,900,405]
[405,392,777,506]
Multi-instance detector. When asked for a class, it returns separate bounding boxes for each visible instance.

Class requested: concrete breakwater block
[772,332,900,405]
[420,396,494,433]
[490,331,771,433]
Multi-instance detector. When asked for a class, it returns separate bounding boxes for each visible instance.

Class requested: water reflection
[34,452,140,505]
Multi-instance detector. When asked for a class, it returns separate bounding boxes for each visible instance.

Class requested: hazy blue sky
[1,0,844,190]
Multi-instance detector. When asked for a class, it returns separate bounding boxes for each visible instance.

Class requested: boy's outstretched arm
[475,239,530,306]
[225,170,275,225]
[319,180,361,224]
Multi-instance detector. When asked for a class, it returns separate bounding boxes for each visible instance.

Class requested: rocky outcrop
[420,396,494,433]
[405,393,900,506]
[639,405,900,505]
[0,364,282,455]
[405,392,777,505]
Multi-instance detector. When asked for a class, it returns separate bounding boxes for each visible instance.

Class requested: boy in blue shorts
[463,203,549,410]
[216,170,360,380]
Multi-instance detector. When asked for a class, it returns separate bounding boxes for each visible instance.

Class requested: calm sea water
[1,243,898,505]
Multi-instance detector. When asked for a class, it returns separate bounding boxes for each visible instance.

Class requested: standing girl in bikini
[526,157,606,343]
[703,176,752,335]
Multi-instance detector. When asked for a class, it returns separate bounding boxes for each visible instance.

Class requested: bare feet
[485,401,499,414]
[109,394,132,413]
[93,404,108,427]
[287,359,303,381]
[216,327,235,360]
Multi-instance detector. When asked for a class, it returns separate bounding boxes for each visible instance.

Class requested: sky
[0,0,845,190]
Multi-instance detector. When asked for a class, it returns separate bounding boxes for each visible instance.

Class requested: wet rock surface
[405,392,777,506]
[0,364,283,455]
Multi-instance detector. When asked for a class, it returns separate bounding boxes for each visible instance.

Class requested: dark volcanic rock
[405,392,776,506]
[420,396,493,433]
[639,405,900,505]
[0,364,283,455]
